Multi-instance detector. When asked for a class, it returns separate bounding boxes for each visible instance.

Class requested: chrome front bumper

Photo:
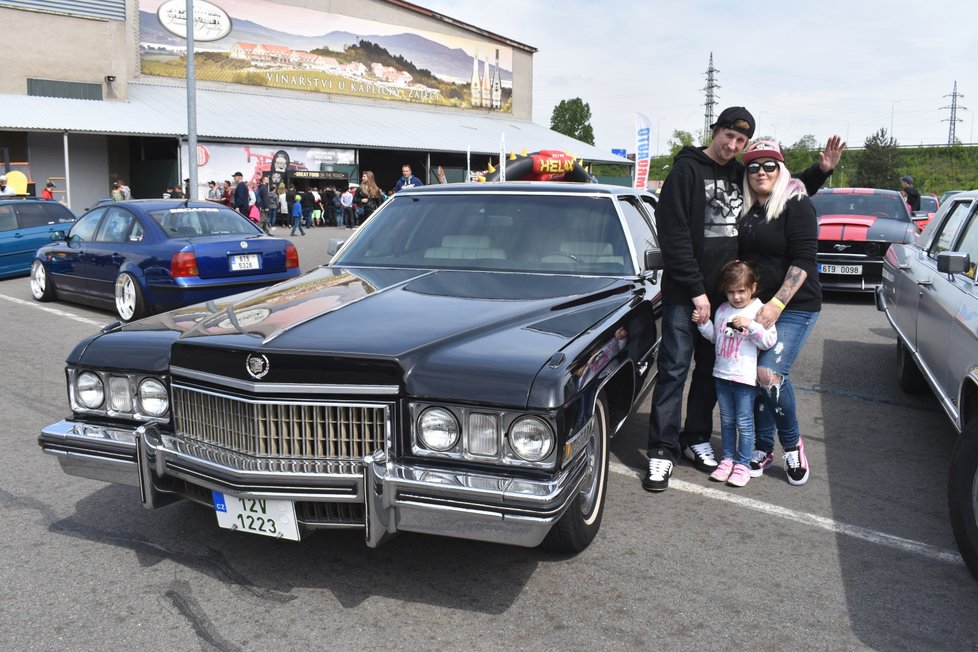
[38,420,587,548]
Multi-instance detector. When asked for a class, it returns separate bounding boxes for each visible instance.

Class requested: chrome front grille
[171,383,389,462]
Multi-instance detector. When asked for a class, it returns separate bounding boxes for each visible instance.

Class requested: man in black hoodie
[643,106,844,492]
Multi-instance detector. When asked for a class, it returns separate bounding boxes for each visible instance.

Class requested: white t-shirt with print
[697,298,777,386]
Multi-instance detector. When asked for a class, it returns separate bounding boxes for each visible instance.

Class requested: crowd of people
[192,163,425,235]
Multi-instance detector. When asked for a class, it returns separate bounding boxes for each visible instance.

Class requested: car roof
[84,199,231,212]
[397,181,652,196]
[813,187,904,197]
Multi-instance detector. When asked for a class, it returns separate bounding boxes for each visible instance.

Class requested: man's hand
[692,294,711,325]
[818,135,847,173]
[756,301,782,329]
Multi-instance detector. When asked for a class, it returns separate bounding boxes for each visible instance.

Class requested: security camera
[105,75,116,83]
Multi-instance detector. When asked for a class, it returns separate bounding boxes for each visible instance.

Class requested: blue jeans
[647,303,718,461]
[290,213,305,235]
[754,309,819,453]
[302,207,313,228]
[716,378,756,467]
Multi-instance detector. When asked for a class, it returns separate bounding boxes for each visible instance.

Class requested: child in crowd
[694,260,777,487]
[289,193,305,236]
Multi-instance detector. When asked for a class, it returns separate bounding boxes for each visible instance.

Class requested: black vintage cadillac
[39,181,663,552]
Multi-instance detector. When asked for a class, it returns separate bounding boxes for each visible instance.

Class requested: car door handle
[915,278,933,287]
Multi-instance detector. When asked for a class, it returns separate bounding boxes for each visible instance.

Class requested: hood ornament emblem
[246,353,270,379]
[240,241,249,249]
[833,244,851,252]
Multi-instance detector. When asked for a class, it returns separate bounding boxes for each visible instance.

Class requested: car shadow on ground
[820,336,978,647]
[49,483,550,614]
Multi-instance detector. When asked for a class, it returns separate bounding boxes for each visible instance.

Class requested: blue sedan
[30,200,301,321]
[0,199,76,278]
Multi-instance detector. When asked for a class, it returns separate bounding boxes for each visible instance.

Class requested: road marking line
[610,461,963,566]
[0,293,107,327]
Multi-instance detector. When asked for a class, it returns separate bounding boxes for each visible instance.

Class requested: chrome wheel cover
[29,261,46,299]
[579,403,605,519]
[115,275,136,320]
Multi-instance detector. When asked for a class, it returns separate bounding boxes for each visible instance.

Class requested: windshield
[811,193,910,221]
[331,193,634,275]
[150,206,261,237]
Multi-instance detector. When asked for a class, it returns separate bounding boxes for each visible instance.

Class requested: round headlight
[75,371,105,409]
[417,407,460,452]
[509,417,554,462]
[138,378,169,417]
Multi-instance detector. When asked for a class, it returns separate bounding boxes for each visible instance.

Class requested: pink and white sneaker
[709,458,734,482]
[726,463,751,488]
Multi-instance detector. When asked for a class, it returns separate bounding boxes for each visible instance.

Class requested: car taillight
[171,251,199,277]
[286,244,299,269]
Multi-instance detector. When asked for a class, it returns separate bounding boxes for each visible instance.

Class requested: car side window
[94,207,135,244]
[69,209,105,243]
[618,196,658,257]
[930,200,974,258]
[41,202,76,225]
[953,213,978,279]
[14,202,51,228]
[0,206,15,231]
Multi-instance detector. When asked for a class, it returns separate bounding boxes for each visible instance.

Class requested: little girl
[694,260,777,488]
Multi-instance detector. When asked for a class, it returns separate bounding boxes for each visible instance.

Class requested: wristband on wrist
[770,297,786,310]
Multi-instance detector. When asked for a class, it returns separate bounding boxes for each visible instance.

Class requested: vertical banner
[633,113,652,189]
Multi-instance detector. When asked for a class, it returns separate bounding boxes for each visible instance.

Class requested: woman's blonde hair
[741,160,807,221]
[361,171,382,199]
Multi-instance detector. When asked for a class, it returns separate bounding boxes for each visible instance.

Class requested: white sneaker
[682,441,718,472]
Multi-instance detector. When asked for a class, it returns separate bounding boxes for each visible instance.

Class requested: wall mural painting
[139,0,514,111]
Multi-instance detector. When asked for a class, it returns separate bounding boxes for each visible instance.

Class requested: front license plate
[818,263,863,275]
[212,491,300,541]
[229,253,260,271]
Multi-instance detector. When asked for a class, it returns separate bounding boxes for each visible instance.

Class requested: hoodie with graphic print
[655,146,830,308]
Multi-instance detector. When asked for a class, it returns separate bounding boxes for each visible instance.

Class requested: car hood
[91,266,635,406]
[818,214,913,243]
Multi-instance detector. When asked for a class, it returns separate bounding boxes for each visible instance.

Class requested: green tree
[782,134,819,172]
[853,128,900,189]
[667,129,697,158]
[550,98,595,145]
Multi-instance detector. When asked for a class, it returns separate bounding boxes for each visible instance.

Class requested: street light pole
[185,0,198,199]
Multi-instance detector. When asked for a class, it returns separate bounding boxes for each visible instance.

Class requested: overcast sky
[418,0,978,156]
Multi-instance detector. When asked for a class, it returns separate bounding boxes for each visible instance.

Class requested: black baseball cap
[710,106,756,139]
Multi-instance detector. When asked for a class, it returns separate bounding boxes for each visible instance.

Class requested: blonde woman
[356,171,387,224]
[737,140,821,486]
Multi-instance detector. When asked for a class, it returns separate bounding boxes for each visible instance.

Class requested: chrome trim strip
[170,366,399,395]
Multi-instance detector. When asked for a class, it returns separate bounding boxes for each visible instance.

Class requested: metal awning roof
[0,81,628,164]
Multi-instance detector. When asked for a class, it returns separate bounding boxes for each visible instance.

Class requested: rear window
[919,196,939,213]
[150,206,261,237]
[333,193,634,275]
[14,202,52,228]
[811,193,910,221]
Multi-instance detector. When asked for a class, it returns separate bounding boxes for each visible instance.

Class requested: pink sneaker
[727,463,751,487]
[709,458,734,482]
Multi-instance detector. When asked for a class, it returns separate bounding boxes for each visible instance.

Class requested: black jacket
[738,196,822,312]
[655,146,830,307]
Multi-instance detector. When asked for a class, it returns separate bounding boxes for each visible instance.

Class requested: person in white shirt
[0,175,16,195]
[694,260,777,487]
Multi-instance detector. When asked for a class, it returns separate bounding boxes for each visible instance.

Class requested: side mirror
[49,230,66,241]
[644,248,664,270]
[326,238,345,256]
[643,248,664,284]
[937,251,970,275]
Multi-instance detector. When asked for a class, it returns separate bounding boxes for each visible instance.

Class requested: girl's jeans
[755,309,819,453]
[715,377,756,467]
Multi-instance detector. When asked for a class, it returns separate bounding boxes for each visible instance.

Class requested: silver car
[877,189,978,580]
